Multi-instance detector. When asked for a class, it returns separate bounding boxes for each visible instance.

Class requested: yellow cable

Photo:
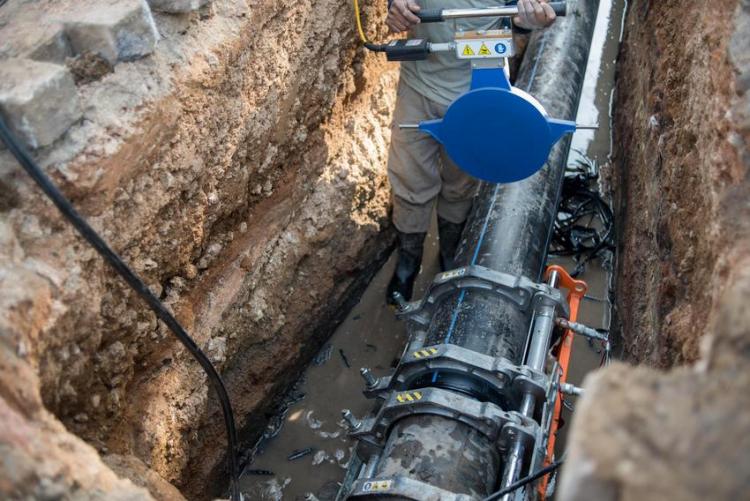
[353,0,370,43]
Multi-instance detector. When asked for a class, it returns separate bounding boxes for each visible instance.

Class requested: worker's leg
[388,82,443,234]
[436,146,479,270]
[386,81,443,303]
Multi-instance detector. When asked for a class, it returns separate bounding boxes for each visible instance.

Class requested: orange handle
[537,265,587,499]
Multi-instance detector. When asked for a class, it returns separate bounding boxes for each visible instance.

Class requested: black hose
[481,458,565,501]
[549,159,615,276]
[364,42,387,52]
[0,117,241,501]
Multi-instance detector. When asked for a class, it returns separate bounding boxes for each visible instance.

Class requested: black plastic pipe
[372,1,600,498]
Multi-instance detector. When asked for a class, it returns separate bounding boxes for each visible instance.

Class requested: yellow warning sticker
[362,480,393,492]
[413,347,439,359]
[455,37,515,59]
[396,391,424,403]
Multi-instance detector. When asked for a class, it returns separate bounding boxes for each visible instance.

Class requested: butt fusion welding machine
[338,2,610,500]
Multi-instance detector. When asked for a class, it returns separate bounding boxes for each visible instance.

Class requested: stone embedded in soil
[0,58,82,148]
[25,25,74,63]
[64,0,159,64]
[147,0,211,14]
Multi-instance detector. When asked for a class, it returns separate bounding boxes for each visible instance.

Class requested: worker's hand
[387,0,421,33]
[514,0,556,30]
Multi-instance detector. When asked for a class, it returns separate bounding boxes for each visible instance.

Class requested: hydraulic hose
[353,0,387,51]
[0,117,241,501]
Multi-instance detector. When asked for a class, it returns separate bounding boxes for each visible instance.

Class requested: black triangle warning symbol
[462,44,475,56]
[478,43,492,56]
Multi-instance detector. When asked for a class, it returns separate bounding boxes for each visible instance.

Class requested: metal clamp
[348,476,474,500]
[397,265,569,328]
[364,343,549,411]
[351,386,538,449]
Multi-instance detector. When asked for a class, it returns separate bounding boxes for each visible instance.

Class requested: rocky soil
[0,1,396,499]
[560,0,750,498]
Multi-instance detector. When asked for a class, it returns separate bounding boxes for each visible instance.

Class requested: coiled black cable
[0,117,241,501]
[550,157,615,276]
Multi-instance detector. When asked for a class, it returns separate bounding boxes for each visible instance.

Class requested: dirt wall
[560,1,750,499]
[0,1,396,499]
[610,0,747,367]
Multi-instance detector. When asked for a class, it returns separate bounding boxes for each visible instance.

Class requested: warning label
[456,38,514,59]
[362,480,393,493]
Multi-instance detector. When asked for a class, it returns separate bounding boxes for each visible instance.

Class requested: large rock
[560,261,750,501]
[64,0,160,64]
[0,58,82,149]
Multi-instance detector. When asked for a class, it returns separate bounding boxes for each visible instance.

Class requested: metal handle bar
[417,1,568,23]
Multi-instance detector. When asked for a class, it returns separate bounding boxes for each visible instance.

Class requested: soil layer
[0,1,397,499]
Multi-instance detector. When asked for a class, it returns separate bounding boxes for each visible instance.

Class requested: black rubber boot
[386,231,426,305]
[438,216,466,272]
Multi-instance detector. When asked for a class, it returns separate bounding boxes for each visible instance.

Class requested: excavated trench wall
[0,1,396,499]
[561,1,750,499]
[4,0,750,500]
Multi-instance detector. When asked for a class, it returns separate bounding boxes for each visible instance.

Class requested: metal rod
[441,6,522,19]
[556,318,609,342]
[498,440,526,501]
[428,42,454,53]
[560,382,584,397]
[441,2,568,20]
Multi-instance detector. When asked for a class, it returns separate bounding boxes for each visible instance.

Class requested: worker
[385,0,559,304]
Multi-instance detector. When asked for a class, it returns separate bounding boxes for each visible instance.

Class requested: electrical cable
[352,0,387,51]
[0,117,242,501]
[352,0,369,43]
[481,457,565,501]
[549,157,615,276]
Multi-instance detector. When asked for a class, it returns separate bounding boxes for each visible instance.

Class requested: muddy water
[240,226,441,500]
[240,1,626,498]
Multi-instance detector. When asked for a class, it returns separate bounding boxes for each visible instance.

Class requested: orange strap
[537,265,587,499]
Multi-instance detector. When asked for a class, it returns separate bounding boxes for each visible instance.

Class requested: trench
[2,0,748,500]
[238,2,626,498]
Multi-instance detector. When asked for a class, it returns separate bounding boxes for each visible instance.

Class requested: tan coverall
[388,0,504,234]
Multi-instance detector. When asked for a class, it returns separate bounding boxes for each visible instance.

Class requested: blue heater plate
[419,67,576,184]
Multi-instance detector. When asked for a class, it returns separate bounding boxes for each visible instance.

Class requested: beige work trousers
[388,80,479,234]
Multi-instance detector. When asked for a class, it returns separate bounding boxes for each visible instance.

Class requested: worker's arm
[510,1,556,82]
[513,0,557,32]
[387,0,421,33]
